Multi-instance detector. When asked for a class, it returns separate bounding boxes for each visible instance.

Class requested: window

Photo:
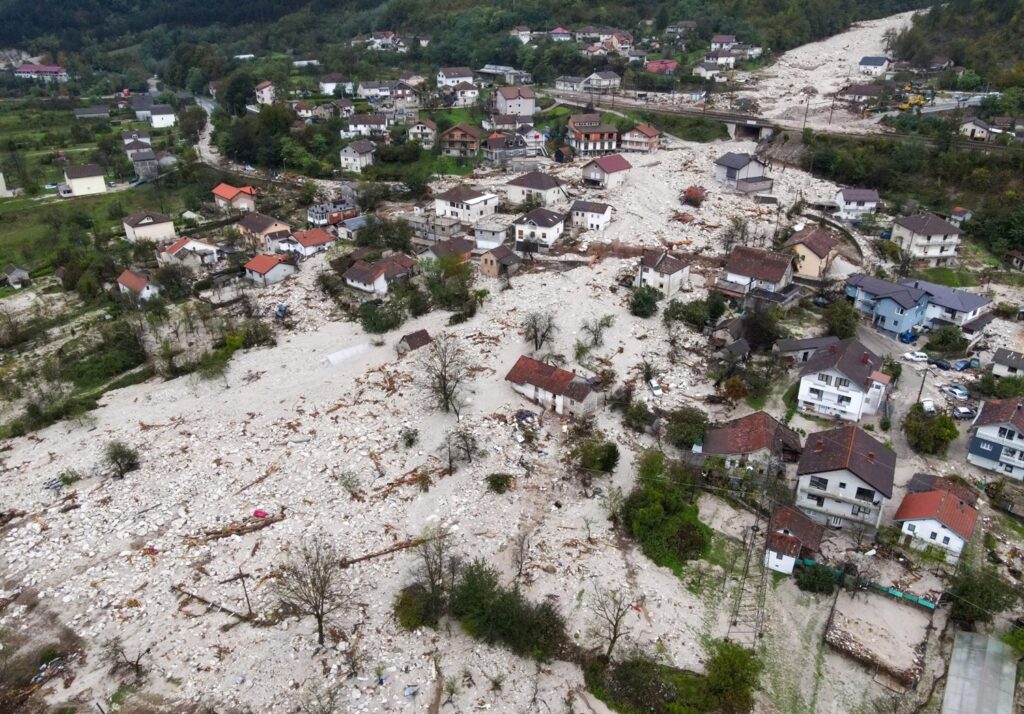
[808,495,824,507]
[907,524,916,533]
[980,441,994,451]
[999,427,1017,440]
[1004,464,1014,473]
[838,396,852,406]
[810,388,823,400]
[855,487,875,502]
[836,377,851,389]
[1007,449,1017,458]
[809,476,828,490]
[895,306,904,315]
[929,532,937,540]
[817,373,833,385]
[942,536,950,545]
[852,505,872,517]
[839,482,847,489]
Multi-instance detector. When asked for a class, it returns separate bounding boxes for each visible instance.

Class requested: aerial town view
[2,1,1024,712]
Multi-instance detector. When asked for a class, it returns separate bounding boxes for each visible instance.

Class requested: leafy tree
[358,300,405,334]
[926,325,968,356]
[104,440,140,479]
[573,438,620,474]
[823,299,859,339]
[177,105,207,142]
[705,640,763,714]
[795,563,838,594]
[629,286,662,318]
[356,217,412,252]
[664,406,708,450]
[623,400,653,433]
[902,404,959,455]
[948,567,1019,626]
[622,462,710,570]
[741,306,783,351]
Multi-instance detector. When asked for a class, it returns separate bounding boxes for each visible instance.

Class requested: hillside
[892,0,1024,87]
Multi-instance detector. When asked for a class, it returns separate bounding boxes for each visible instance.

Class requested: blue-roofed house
[336,215,369,241]
[845,273,929,335]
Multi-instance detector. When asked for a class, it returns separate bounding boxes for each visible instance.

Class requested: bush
[394,583,438,631]
[104,440,140,479]
[795,563,838,594]
[880,416,891,431]
[358,300,405,334]
[485,473,514,494]
[823,300,858,339]
[948,567,1019,625]
[973,372,1024,399]
[926,325,968,356]
[664,406,708,449]
[662,293,724,328]
[574,438,620,473]
[629,286,662,318]
[623,400,653,433]
[903,404,959,455]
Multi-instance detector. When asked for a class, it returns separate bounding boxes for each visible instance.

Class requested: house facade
[567,114,619,156]
[568,200,612,232]
[797,339,889,421]
[773,336,840,365]
[505,355,597,417]
[858,56,889,76]
[494,87,536,116]
[785,226,838,280]
[339,139,376,174]
[123,211,176,243]
[581,154,631,188]
[479,245,521,278]
[506,172,565,206]
[844,273,930,335]
[835,188,880,221]
[514,208,565,251]
[993,348,1024,378]
[697,411,803,469]
[244,254,295,286]
[633,249,689,297]
[967,398,1024,480]
[713,152,770,192]
[437,67,474,87]
[408,119,437,148]
[714,246,795,304]
[255,81,276,105]
[212,183,256,212]
[901,278,990,328]
[343,253,415,295]
[64,164,107,196]
[237,213,292,249]
[439,123,483,158]
[434,186,498,223]
[764,506,824,575]
[158,238,220,268]
[620,124,660,153]
[796,426,895,530]
[893,213,963,267]
[117,269,160,301]
[894,490,978,561]
[150,106,176,128]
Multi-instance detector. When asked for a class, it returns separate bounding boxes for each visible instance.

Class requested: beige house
[893,213,962,267]
[123,211,176,243]
[785,226,839,280]
[64,164,106,196]
[237,213,292,249]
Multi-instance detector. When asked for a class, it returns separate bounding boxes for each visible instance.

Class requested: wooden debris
[235,458,282,494]
[0,509,27,528]
[340,536,436,569]
[172,583,249,621]
[185,507,286,546]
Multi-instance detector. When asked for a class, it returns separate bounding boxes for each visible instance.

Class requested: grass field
[913,267,979,287]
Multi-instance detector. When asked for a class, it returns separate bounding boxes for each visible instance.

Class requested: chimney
[867,451,875,462]
[814,440,824,452]
[862,351,870,364]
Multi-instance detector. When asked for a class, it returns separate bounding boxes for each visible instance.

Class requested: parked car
[899,331,919,344]
[920,399,936,414]
[649,379,663,397]
[953,357,981,371]
[941,385,969,401]
[902,351,929,363]
[929,358,952,370]
[952,406,978,420]
[43,182,58,190]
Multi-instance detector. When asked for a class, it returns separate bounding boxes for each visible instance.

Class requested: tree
[418,332,469,415]
[522,312,557,350]
[902,404,959,455]
[926,325,968,356]
[272,537,348,646]
[178,105,208,143]
[664,407,708,449]
[948,567,1019,626]
[573,438,620,475]
[104,440,140,479]
[629,286,662,318]
[741,306,783,351]
[589,587,636,659]
[823,299,858,339]
[705,640,763,713]
[581,314,615,347]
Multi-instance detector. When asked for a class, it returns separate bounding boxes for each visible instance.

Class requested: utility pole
[916,367,931,403]
[802,99,811,130]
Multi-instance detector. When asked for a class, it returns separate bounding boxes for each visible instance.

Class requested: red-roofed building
[117,269,159,301]
[645,59,679,75]
[277,228,335,257]
[212,183,256,212]
[765,506,824,574]
[581,154,632,188]
[14,64,68,82]
[158,237,220,268]
[505,355,596,417]
[620,123,661,153]
[342,253,416,295]
[894,490,978,561]
[243,254,295,286]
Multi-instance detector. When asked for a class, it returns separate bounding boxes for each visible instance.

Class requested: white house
[434,186,498,223]
[504,355,597,417]
[893,213,963,267]
[212,183,256,212]
[620,124,660,153]
[506,172,565,206]
[244,254,295,286]
[255,81,276,105]
[960,118,995,142]
[555,76,584,92]
[344,113,389,138]
[450,81,480,108]
[158,237,220,267]
[710,34,737,51]
[704,50,736,68]
[342,253,415,295]
[319,74,354,95]
[339,139,376,174]
[277,228,335,258]
[472,215,514,251]
[693,63,722,81]
[150,105,176,128]
[123,211,176,243]
[582,71,621,93]
[634,249,689,297]
[967,397,1024,480]
[581,154,632,189]
[858,56,889,77]
[514,208,565,251]
[568,200,612,232]
[993,348,1024,378]
[408,118,437,148]
[796,425,895,530]
[494,86,536,116]
[797,338,889,422]
[14,63,68,82]
[713,152,769,190]
[894,490,978,561]
[510,26,532,44]
[436,66,474,88]
[117,269,160,302]
[64,164,107,196]
[764,506,824,575]
[835,188,880,221]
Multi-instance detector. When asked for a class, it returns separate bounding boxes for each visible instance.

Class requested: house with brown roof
[123,211,176,243]
[158,237,220,268]
[255,80,276,105]
[633,249,689,297]
[339,139,376,174]
[620,124,661,153]
[63,164,106,196]
[345,113,390,138]
[697,411,802,468]
[834,187,879,221]
[514,208,565,252]
[893,213,963,267]
[715,245,798,307]
[244,254,295,286]
[581,154,632,189]
[212,183,256,212]
[773,336,840,365]
[797,338,889,421]
[894,490,978,560]
[436,67,474,87]
[342,253,416,295]
[765,506,824,574]
[568,200,612,232]
[506,171,566,206]
[505,355,597,417]
[439,123,483,158]
[421,236,474,262]
[434,185,498,222]
[494,86,536,116]
[967,397,1024,480]
[449,81,480,108]
[796,425,895,530]
[397,329,432,355]
[117,269,160,302]
[237,213,292,249]
[785,225,839,280]
[408,118,437,148]
[479,245,521,278]
[568,114,619,156]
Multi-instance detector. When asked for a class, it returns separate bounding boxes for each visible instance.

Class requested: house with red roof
[550,27,572,42]
[158,237,220,268]
[581,154,632,189]
[620,124,661,153]
[645,59,679,75]
[275,228,335,258]
[243,254,296,286]
[764,506,824,575]
[211,183,256,212]
[504,355,596,417]
[255,80,276,105]
[117,269,160,301]
[342,253,416,295]
[894,490,978,561]
[697,411,802,467]
[785,225,839,281]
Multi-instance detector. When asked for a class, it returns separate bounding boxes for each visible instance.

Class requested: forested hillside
[892,0,1024,87]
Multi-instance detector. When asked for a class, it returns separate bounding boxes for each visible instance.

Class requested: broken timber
[172,584,250,622]
[339,536,435,569]
[185,507,286,546]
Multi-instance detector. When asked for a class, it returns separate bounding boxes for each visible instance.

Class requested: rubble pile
[825,612,924,687]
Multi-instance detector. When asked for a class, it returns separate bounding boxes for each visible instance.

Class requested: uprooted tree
[418,332,469,415]
[522,312,557,351]
[272,537,349,646]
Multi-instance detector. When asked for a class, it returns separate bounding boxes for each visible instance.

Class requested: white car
[920,399,936,414]
[902,351,929,362]
[942,385,970,401]
[649,379,663,397]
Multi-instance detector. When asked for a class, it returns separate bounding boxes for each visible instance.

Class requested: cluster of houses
[692,35,763,82]
[11,63,69,82]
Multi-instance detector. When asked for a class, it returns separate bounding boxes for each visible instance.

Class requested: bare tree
[416,528,460,620]
[296,679,344,714]
[522,312,557,351]
[418,332,469,416]
[101,636,151,680]
[588,587,637,659]
[581,314,615,347]
[272,537,348,647]
[511,528,531,581]
[718,216,749,252]
[445,428,479,472]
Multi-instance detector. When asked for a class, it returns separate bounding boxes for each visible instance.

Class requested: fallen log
[185,507,286,546]
[172,584,249,621]
[340,536,434,569]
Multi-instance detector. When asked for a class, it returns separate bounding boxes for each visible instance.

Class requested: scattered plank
[185,507,286,546]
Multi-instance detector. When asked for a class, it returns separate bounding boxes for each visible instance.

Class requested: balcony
[800,485,880,510]
[798,497,878,527]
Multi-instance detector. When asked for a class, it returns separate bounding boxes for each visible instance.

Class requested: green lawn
[914,267,979,287]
